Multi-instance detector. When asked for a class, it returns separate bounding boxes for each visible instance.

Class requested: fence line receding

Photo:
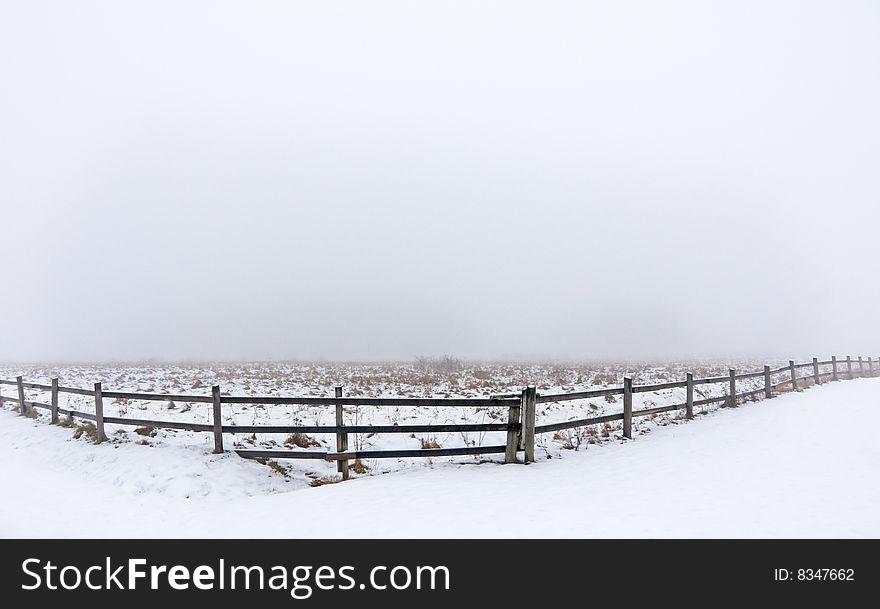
[0,354,876,480]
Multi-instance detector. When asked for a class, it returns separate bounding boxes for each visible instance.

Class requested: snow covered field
[1,373,877,538]
[0,360,782,485]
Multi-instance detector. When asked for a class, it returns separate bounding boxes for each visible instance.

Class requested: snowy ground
[1,375,877,538]
[0,360,782,484]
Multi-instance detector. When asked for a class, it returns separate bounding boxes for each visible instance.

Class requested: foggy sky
[2,1,879,362]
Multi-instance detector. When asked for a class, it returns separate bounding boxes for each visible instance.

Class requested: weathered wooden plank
[56,408,96,421]
[632,402,686,417]
[728,369,736,407]
[102,390,214,403]
[631,380,688,393]
[691,376,730,386]
[522,386,537,463]
[220,396,516,407]
[16,376,26,415]
[813,357,821,385]
[57,385,96,397]
[212,385,223,454]
[686,372,694,419]
[235,449,330,460]
[234,445,508,461]
[764,365,772,399]
[22,381,52,390]
[622,377,633,439]
[94,383,107,442]
[535,387,624,403]
[534,412,625,434]
[832,355,839,381]
[326,445,508,460]
[734,370,766,380]
[504,391,522,463]
[335,386,349,480]
[223,423,510,434]
[789,360,797,392]
[101,416,214,432]
[51,378,59,424]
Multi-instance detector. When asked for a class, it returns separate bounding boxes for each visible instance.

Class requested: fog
[1,1,879,363]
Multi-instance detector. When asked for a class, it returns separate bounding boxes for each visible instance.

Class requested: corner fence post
[522,386,537,463]
[16,376,26,415]
[812,358,820,385]
[212,385,223,454]
[789,360,797,392]
[335,386,349,480]
[728,369,736,407]
[764,365,772,399]
[94,382,107,443]
[685,372,694,419]
[622,377,633,439]
[832,356,838,381]
[504,390,523,463]
[846,356,853,380]
[51,378,59,424]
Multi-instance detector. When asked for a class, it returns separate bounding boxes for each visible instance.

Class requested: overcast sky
[1,1,879,362]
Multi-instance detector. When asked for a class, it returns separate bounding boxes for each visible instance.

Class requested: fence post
[685,372,694,419]
[50,378,59,424]
[832,356,838,381]
[504,390,523,463]
[16,376,26,415]
[846,356,853,380]
[728,369,736,407]
[94,382,107,443]
[764,365,771,399]
[812,358,820,385]
[869,357,875,377]
[858,356,864,377]
[335,386,349,480]
[789,360,797,391]
[212,385,223,454]
[522,386,537,463]
[622,377,633,439]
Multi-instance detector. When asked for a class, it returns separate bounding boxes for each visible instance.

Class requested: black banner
[0,539,875,605]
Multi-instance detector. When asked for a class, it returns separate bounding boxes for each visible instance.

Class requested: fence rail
[1,354,877,479]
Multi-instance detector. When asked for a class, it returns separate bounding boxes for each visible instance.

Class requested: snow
[0,360,782,482]
[1,377,878,538]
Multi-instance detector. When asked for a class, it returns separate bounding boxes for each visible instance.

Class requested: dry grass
[72,421,100,443]
[418,435,441,449]
[255,457,289,477]
[309,475,343,487]
[20,407,39,419]
[285,432,320,448]
[350,458,369,474]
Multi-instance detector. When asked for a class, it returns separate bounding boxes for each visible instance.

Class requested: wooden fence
[0,354,876,479]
